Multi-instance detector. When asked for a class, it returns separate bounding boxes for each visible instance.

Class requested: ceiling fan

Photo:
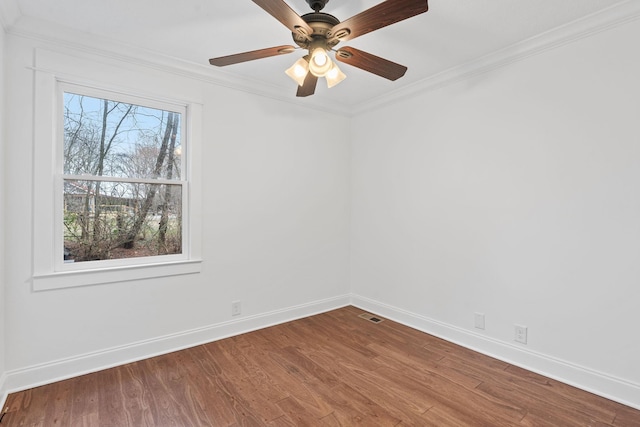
[209,0,429,97]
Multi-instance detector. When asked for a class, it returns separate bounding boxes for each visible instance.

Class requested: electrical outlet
[514,324,527,344]
[232,301,241,316]
[474,312,485,330]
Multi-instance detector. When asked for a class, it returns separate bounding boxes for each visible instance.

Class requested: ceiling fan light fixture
[308,47,332,77]
[209,0,430,98]
[326,62,346,88]
[285,57,309,86]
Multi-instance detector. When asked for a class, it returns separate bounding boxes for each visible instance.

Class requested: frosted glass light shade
[285,57,309,86]
[326,63,346,88]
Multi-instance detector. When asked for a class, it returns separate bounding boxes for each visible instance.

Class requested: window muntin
[60,88,187,268]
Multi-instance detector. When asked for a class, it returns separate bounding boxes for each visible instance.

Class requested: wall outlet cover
[474,312,485,330]
[232,301,241,316]
[515,324,527,344]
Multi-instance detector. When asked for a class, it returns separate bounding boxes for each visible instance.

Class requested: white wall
[2,5,640,411]
[0,16,7,403]
[3,33,351,389]
[350,18,640,406]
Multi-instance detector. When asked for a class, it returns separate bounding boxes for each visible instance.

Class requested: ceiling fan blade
[328,0,428,42]
[335,47,407,81]
[209,45,297,66]
[252,0,313,39]
[296,73,318,97]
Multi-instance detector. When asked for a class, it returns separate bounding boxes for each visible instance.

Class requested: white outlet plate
[474,313,485,330]
[514,324,527,344]
[232,301,241,316]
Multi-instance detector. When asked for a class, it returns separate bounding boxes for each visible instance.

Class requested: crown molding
[5,1,639,117]
[6,16,352,117]
[352,0,640,116]
[0,0,21,31]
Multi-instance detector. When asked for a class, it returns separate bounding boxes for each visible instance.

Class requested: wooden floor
[3,306,639,426]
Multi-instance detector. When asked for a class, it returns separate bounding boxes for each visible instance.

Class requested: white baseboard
[350,294,640,410]
[3,293,639,412]
[2,294,351,396]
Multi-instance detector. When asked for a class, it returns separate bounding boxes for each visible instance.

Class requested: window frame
[32,51,202,291]
[56,83,189,272]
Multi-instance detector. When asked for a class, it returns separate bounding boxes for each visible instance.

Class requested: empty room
[1,0,639,425]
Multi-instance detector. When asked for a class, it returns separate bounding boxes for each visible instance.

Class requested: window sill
[32,259,202,292]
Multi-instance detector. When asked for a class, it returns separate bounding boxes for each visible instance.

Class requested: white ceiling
[4,0,632,111]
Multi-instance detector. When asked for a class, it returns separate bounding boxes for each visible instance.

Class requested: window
[32,50,202,291]
[61,89,185,268]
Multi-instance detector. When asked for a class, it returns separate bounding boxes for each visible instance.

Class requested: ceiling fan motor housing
[292,12,341,49]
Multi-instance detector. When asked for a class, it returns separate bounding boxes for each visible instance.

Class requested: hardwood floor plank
[194,345,271,426]
[370,343,483,390]
[423,336,511,372]
[421,404,499,427]
[613,403,640,426]
[68,373,99,426]
[3,307,639,426]
[310,382,401,426]
[95,367,138,426]
[274,396,325,426]
[4,386,50,426]
[238,331,337,420]
[504,364,619,421]
[369,340,527,424]
[307,348,435,421]
[42,379,75,426]
[4,389,28,413]
[324,311,442,361]
[478,380,607,427]
[229,335,290,402]
[177,344,254,426]
[69,412,100,427]
[301,314,380,360]
[113,364,155,426]
[431,353,511,386]
[379,365,526,426]
[520,413,615,427]
[317,412,346,426]
[276,346,341,387]
[136,354,214,426]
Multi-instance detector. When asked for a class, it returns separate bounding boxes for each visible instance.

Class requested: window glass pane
[63,92,182,180]
[64,179,183,262]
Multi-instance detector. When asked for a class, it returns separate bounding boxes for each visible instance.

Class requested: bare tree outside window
[63,92,184,263]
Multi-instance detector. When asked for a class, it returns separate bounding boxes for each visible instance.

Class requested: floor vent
[358,313,384,324]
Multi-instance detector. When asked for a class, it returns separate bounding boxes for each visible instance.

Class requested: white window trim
[32,51,202,291]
